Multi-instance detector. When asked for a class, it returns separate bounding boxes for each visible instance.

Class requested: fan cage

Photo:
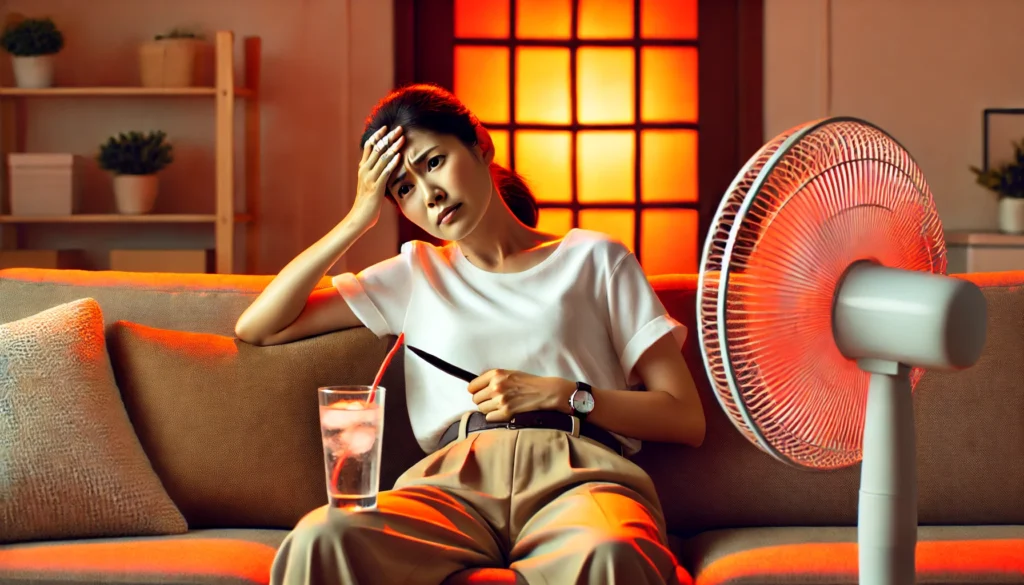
[697,117,946,470]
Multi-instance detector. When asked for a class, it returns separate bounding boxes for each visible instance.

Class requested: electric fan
[697,117,988,585]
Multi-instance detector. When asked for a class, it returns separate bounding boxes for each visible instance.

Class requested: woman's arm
[234,126,404,346]
[234,217,369,346]
[468,334,707,447]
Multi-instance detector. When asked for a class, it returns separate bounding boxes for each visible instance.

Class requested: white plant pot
[12,55,55,89]
[114,174,159,215]
[999,197,1024,234]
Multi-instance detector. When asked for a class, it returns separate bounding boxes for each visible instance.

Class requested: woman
[235,83,706,585]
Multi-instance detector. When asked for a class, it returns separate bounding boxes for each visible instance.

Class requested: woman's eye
[428,155,444,170]
[396,185,412,198]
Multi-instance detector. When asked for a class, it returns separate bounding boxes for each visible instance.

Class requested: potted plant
[97,131,174,215]
[971,138,1024,234]
[0,17,64,89]
[138,28,213,88]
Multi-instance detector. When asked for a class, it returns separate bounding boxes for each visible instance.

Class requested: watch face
[573,390,595,413]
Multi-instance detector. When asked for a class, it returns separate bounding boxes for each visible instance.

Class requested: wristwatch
[569,381,595,420]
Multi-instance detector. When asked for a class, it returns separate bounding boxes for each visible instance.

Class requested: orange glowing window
[537,208,574,236]
[642,209,698,273]
[580,210,635,253]
[642,130,697,202]
[577,48,634,124]
[515,131,572,203]
[451,0,701,275]
[516,48,571,124]
[454,47,509,124]
[578,0,634,39]
[642,47,698,122]
[516,0,572,39]
[578,131,634,203]
[489,129,510,168]
[641,0,698,39]
[455,0,510,38]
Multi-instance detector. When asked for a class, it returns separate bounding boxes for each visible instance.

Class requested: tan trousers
[270,425,683,585]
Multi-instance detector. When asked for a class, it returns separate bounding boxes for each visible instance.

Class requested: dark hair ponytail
[361,83,539,228]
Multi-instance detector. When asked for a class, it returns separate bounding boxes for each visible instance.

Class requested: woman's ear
[475,125,495,165]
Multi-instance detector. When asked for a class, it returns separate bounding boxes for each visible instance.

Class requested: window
[395,0,762,275]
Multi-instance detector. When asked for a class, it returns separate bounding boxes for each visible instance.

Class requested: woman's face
[386,128,495,241]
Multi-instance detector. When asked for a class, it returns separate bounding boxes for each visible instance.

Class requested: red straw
[369,332,404,404]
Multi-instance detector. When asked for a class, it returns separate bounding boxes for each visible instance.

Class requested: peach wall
[0,0,398,275]
[764,0,1024,234]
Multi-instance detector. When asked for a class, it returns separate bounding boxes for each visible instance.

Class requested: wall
[764,0,1024,233]
[0,0,398,275]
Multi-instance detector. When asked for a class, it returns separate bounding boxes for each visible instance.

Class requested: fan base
[858,360,918,585]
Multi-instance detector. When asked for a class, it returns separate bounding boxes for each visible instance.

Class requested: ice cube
[321,401,376,430]
[339,424,378,455]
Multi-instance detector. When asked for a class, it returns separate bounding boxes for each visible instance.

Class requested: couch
[0,266,1021,585]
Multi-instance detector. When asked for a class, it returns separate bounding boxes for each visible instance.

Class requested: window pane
[578,0,633,39]
[641,130,697,202]
[578,131,635,203]
[641,209,697,274]
[577,48,634,124]
[641,47,698,122]
[516,0,571,39]
[515,131,572,203]
[455,47,509,124]
[641,0,697,39]
[489,129,510,168]
[516,48,570,124]
[456,0,510,38]
[536,208,574,235]
[579,210,635,253]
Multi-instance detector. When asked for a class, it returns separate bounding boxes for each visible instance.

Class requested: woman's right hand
[349,125,405,231]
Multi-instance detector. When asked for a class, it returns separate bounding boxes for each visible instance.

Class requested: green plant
[0,17,64,57]
[155,28,201,41]
[97,131,174,175]
[971,138,1024,199]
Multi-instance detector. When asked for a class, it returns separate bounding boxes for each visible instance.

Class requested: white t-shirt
[332,228,687,455]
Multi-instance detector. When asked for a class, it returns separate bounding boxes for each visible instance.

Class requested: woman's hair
[360,83,539,228]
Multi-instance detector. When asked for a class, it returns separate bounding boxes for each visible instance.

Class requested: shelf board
[0,87,255,98]
[0,213,253,224]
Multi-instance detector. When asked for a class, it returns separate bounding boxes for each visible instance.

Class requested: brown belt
[437,410,623,455]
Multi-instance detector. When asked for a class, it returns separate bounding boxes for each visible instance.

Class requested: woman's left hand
[468,369,574,422]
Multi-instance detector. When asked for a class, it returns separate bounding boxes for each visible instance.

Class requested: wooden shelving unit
[0,30,262,274]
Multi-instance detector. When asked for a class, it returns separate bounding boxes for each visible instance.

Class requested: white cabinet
[946,232,1024,273]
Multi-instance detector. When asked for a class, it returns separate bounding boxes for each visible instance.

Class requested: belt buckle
[506,415,521,430]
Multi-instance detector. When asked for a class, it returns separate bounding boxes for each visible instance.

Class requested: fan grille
[698,118,946,470]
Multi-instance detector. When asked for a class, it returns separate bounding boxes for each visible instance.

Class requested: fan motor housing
[832,261,987,370]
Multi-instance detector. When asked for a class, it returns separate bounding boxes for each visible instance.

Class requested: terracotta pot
[138,38,212,87]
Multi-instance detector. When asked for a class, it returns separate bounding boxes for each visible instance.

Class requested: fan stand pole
[858,359,918,585]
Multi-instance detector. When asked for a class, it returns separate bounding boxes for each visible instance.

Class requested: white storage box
[8,153,84,216]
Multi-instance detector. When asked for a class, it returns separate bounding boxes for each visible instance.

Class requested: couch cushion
[0,298,187,544]
[0,268,321,337]
[106,321,418,530]
[640,273,1024,535]
[0,529,287,585]
[673,525,1024,585]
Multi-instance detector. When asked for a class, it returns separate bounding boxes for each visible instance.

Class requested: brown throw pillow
[0,298,187,544]
[106,321,390,529]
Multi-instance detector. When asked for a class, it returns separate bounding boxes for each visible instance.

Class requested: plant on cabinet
[97,131,174,215]
[971,138,1024,234]
[139,28,213,88]
[0,16,64,89]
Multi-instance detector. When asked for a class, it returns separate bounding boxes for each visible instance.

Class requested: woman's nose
[425,188,446,206]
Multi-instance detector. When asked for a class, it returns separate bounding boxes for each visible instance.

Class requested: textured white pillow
[0,298,187,543]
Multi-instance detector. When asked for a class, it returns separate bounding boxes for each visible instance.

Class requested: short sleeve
[331,244,414,338]
[605,251,688,384]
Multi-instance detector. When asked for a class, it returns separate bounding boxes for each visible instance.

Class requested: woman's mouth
[438,203,462,226]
